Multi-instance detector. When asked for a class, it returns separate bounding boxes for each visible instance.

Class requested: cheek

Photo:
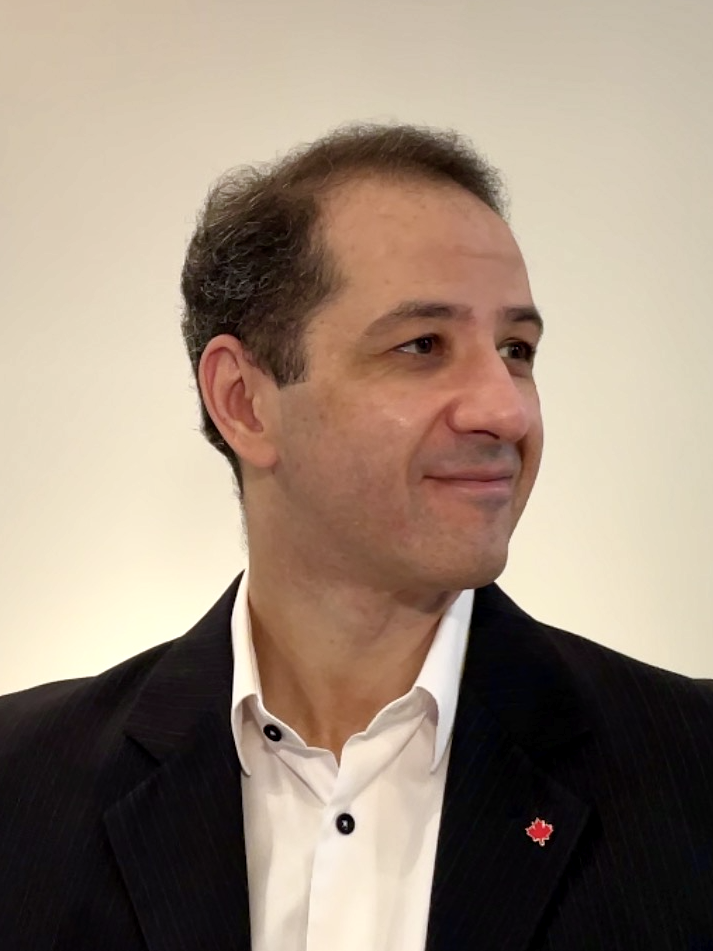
[282,387,405,487]
[319,380,416,445]
[522,416,544,487]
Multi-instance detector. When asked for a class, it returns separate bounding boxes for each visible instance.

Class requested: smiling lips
[429,467,516,482]
[426,469,516,499]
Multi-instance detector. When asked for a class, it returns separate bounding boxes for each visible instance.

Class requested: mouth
[426,475,514,498]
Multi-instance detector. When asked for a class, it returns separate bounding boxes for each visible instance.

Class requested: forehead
[319,174,525,283]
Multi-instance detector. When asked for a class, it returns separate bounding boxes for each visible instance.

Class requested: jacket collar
[105,572,592,951]
[121,573,589,765]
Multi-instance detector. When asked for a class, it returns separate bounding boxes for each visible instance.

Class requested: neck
[245,557,458,757]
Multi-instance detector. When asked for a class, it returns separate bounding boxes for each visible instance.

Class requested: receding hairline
[313,165,506,215]
[283,161,508,225]
[230,122,509,216]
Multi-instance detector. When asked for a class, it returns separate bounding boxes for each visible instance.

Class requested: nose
[446,349,534,443]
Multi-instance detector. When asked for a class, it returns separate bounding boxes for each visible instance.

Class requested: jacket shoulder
[0,639,175,761]
[541,616,713,700]
[490,583,713,728]
[534,614,713,750]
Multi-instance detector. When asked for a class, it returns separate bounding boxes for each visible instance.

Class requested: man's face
[263,174,544,594]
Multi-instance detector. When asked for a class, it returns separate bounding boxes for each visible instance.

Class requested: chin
[422,548,509,593]
[465,559,508,591]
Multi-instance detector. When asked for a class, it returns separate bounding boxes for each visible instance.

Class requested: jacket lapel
[103,572,593,951]
[426,584,593,951]
[104,574,252,951]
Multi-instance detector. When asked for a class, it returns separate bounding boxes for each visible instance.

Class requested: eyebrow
[361,299,544,340]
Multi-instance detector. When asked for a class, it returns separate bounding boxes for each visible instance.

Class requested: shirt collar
[230,561,473,776]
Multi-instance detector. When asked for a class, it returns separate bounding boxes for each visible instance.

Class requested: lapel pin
[526,817,554,847]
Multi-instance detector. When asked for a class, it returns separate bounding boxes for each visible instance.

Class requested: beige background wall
[2,0,712,694]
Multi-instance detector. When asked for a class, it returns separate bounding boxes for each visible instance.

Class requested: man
[1,124,712,951]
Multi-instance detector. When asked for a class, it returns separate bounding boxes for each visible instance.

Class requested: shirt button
[263,724,282,742]
[336,813,355,835]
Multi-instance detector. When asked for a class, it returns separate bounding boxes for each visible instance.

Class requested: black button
[263,724,282,742]
[336,813,355,835]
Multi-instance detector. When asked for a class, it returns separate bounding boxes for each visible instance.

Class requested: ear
[198,334,280,473]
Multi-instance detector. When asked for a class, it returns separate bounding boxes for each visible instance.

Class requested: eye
[395,335,538,364]
[395,335,440,355]
[499,340,537,364]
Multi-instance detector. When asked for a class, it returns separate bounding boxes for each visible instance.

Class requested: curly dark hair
[180,123,509,501]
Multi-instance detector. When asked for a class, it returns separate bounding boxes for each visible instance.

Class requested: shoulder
[490,583,713,743]
[501,582,711,685]
[534,607,713,753]
[0,639,175,769]
[0,575,239,789]
[541,615,713,707]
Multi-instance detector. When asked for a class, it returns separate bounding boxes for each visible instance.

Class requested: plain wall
[2,0,712,694]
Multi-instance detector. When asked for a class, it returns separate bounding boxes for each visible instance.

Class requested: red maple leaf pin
[525,817,554,847]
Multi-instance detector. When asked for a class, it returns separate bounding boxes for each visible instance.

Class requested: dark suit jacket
[1,572,713,951]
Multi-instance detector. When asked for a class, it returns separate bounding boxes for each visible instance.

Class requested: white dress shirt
[230,562,474,951]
